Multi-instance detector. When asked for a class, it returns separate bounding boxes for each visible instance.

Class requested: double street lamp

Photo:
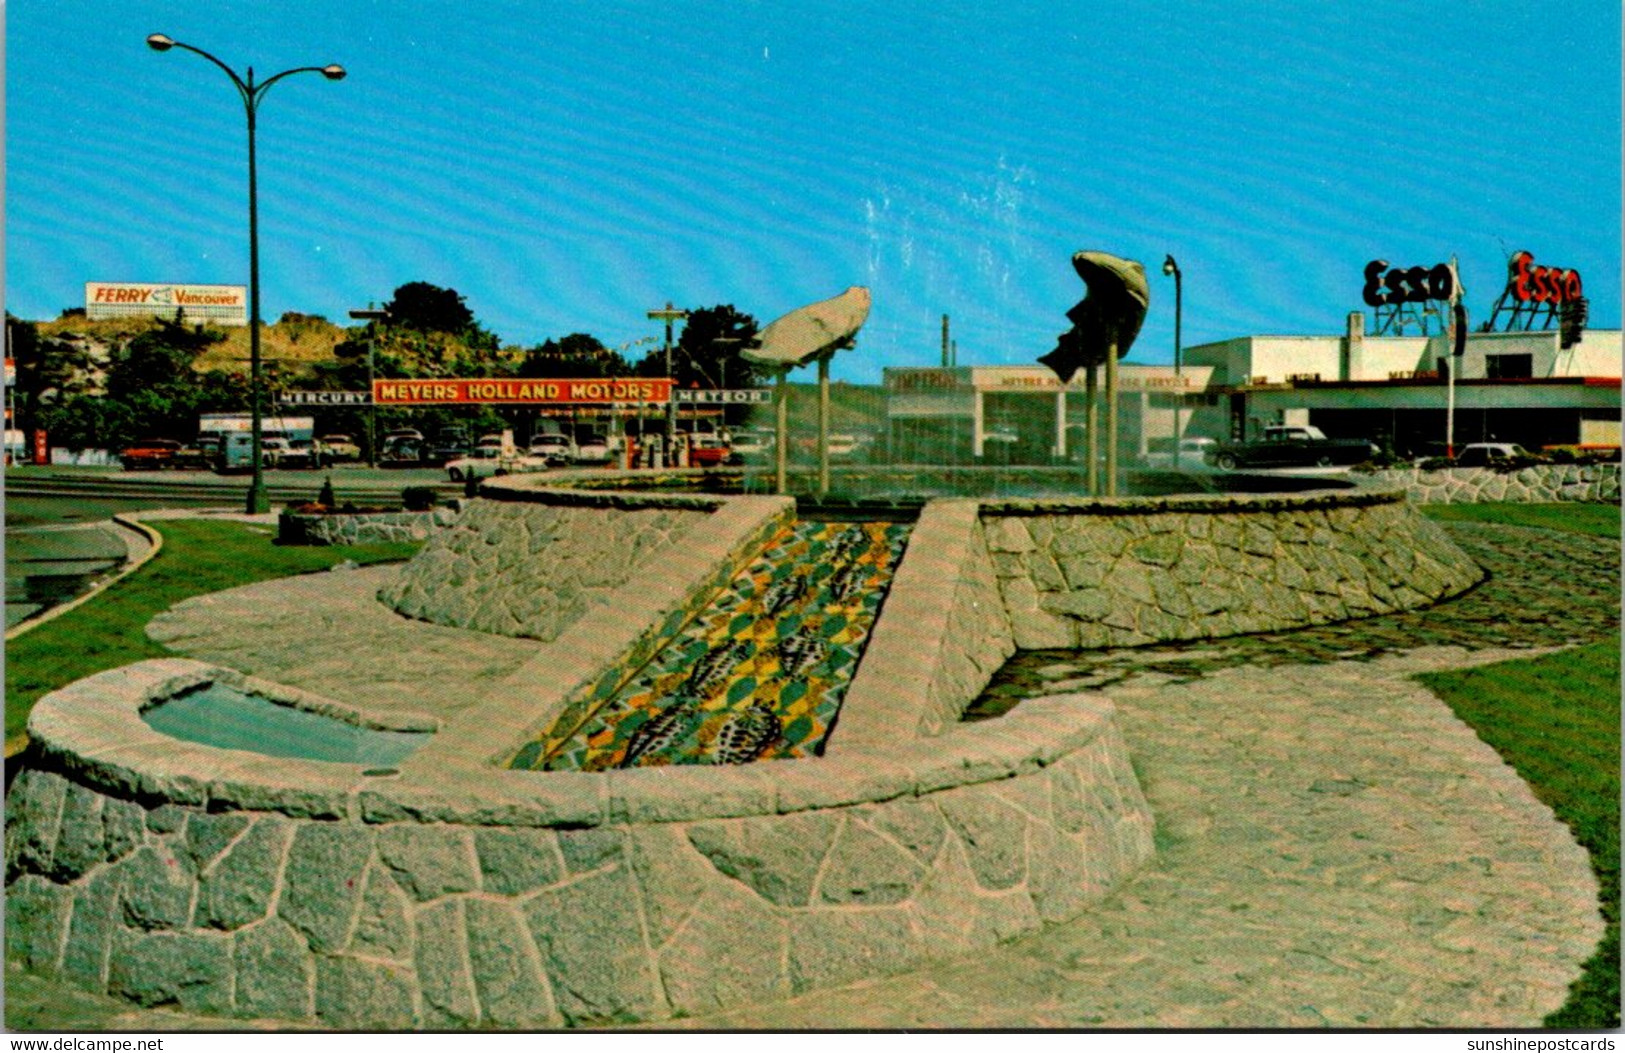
[146,34,345,513]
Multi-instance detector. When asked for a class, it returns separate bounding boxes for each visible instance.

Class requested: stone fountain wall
[829,491,1482,749]
[1362,462,1620,505]
[982,492,1482,650]
[9,660,1152,1029]
[380,488,722,641]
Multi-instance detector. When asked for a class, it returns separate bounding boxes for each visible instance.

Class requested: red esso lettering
[1510,252,1583,304]
[1512,252,1535,301]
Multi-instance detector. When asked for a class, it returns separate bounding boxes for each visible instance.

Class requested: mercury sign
[85,282,248,326]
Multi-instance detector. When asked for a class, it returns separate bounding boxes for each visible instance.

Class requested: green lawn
[1421,501,1622,539]
[1419,501,1621,1027]
[5,519,419,743]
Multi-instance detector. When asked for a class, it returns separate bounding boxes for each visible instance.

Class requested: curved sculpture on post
[1038,251,1149,496]
[746,286,872,369]
[742,286,872,494]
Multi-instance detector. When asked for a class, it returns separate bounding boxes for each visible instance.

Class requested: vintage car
[1145,436,1218,469]
[526,434,577,466]
[119,438,183,470]
[277,438,334,470]
[444,445,552,482]
[687,434,733,467]
[1453,442,1537,468]
[317,434,361,462]
[572,434,612,464]
[1205,425,1378,471]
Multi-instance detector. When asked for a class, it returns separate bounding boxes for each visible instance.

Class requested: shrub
[402,485,439,512]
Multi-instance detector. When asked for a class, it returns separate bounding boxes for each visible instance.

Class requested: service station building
[885,317,1621,464]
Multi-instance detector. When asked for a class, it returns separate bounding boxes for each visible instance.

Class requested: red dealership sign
[371,378,674,405]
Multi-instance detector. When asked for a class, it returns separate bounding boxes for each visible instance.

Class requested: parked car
[729,429,773,461]
[278,438,332,470]
[379,432,428,467]
[1454,442,1536,468]
[444,445,552,482]
[259,437,294,467]
[687,434,733,467]
[527,434,577,466]
[572,434,612,464]
[174,438,218,470]
[119,438,183,470]
[1145,436,1218,468]
[318,434,361,462]
[1205,425,1378,471]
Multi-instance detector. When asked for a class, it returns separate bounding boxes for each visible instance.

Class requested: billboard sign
[371,377,674,406]
[85,282,249,325]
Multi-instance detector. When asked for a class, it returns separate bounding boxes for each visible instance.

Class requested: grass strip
[5,519,419,741]
[1420,641,1620,1028]
[1421,501,1621,539]
[1419,501,1619,1026]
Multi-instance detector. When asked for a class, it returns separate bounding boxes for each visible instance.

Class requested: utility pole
[348,306,388,465]
[941,314,950,367]
[647,302,688,445]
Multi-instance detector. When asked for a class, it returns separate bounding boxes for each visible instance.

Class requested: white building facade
[884,316,1620,464]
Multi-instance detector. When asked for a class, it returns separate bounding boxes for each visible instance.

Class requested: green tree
[383,282,476,335]
[635,304,760,389]
[520,334,631,379]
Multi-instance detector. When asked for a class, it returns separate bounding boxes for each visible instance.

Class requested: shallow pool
[142,682,430,767]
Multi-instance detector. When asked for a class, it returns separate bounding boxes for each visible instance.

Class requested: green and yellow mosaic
[515,520,911,771]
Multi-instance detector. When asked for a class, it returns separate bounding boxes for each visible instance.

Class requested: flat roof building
[884,316,1620,464]
[1186,315,1620,456]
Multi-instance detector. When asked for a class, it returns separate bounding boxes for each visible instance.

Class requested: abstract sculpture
[1038,251,1149,496]
[743,286,872,494]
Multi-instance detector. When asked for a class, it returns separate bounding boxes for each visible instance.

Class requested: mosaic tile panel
[528,521,912,771]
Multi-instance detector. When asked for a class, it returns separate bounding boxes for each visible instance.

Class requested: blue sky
[6,1,1620,383]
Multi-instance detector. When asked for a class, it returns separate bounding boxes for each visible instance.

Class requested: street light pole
[1162,255,1183,469]
[147,34,345,513]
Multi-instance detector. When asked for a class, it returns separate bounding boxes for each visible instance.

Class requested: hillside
[32,313,350,377]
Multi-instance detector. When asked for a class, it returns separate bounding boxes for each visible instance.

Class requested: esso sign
[1509,251,1582,305]
[1362,260,1456,306]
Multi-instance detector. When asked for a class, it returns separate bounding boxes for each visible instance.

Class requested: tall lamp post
[146,34,345,513]
[1161,255,1183,469]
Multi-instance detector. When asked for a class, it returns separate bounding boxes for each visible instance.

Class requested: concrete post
[818,355,831,495]
[774,371,789,495]
[1105,341,1119,496]
[1085,365,1098,494]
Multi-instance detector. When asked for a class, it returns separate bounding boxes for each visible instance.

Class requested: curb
[4,514,166,759]
[5,514,165,644]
